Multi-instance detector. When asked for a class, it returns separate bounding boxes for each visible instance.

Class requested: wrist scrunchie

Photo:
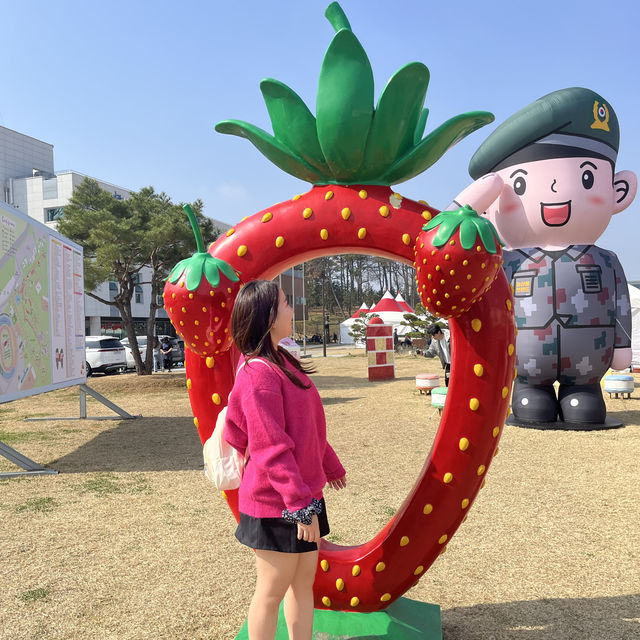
[282,498,323,525]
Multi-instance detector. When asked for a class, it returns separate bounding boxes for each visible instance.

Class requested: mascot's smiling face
[485,155,637,251]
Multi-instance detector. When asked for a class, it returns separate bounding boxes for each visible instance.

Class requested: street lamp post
[322,269,326,358]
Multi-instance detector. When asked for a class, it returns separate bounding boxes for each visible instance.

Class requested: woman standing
[225,280,347,640]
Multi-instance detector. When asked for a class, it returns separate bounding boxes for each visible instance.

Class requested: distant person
[426,325,451,386]
[153,337,162,373]
[393,329,399,351]
[160,338,173,372]
[402,335,412,348]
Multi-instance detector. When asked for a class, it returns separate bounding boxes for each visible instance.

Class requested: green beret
[469,87,620,179]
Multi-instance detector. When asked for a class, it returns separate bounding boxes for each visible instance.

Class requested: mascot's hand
[446,173,504,215]
[611,347,632,371]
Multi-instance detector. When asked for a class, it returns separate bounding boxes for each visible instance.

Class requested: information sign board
[0,201,85,403]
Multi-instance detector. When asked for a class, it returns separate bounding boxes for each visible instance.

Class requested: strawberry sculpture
[164,204,241,358]
[416,205,503,318]
[169,2,516,614]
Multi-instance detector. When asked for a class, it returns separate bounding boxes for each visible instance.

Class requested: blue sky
[3,0,639,277]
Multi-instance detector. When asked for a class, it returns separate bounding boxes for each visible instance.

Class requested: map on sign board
[0,202,85,403]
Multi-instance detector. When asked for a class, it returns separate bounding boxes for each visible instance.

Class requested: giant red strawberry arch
[165,3,516,613]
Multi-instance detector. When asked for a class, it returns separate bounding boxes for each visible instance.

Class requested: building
[1,124,229,338]
[11,169,130,228]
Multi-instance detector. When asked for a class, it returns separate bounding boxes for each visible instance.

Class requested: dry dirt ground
[1,352,639,640]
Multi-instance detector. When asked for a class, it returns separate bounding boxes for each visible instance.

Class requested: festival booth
[338,302,369,344]
[339,291,423,345]
[395,292,414,314]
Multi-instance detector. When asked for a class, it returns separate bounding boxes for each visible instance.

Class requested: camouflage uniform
[468,87,635,425]
[504,245,631,387]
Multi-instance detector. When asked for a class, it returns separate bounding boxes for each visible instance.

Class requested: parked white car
[84,336,126,376]
[120,336,149,369]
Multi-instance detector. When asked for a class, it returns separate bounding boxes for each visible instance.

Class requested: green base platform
[234,597,441,639]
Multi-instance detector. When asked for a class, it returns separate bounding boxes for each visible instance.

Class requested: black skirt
[235,498,330,553]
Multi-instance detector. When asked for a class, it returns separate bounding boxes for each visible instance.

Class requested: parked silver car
[120,336,149,369]
[84,336,126,376]
[120,335,184,368]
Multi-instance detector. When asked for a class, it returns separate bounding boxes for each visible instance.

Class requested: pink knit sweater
[224,357,345,518]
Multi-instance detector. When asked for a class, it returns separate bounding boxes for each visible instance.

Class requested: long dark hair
[231,280,315,389]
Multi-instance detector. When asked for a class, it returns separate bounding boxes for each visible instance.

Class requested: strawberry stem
[183,204,206,254]
[325,2,351,32]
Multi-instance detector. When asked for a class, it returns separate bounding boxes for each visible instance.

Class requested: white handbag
[202,358,269,490]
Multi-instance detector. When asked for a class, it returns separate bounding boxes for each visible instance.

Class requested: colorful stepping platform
[603,374,635,399]
[234,597,442,639]
[430,386,448,412]
[416,373,439,395]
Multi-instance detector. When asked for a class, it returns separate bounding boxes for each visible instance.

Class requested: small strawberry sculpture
[163,204,241,357]
[416,205,503,318]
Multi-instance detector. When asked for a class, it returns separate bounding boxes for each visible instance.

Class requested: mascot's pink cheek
[589,195,606,206]
[502,202,520,214]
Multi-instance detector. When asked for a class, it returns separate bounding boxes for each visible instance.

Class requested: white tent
[339,291,427,345]
[630,285,640,371]
[394,292,415,314]
[339,302,370,344]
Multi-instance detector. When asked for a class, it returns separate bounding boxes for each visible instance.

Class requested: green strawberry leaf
[381,111,494,185]
[215,119,324,183]
[184,254,208,290]
[316,28,374,180]
[204,255,239,287]
[168,257,191,282]
[459,218,480,250]
[260,78,328,174]
[432,216,464,247]
[414,107,430,145]
[474,217,502,254]
[359,62,429,181]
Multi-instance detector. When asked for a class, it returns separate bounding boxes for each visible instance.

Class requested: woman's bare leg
[283,550,318,640]
[248,550,298,640]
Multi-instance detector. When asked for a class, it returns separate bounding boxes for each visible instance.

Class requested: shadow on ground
[313,374,421,390]
[442,593,640,640]
[613,408,640,426]
[51,416,202,473]
[321,396,365,406]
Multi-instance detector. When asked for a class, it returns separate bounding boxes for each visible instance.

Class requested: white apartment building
[1,124,227,338]
[11,169,130,229]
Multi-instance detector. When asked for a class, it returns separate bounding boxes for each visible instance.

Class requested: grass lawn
[1,352,639,639]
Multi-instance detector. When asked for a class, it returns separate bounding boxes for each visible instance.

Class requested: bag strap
[236,357,271,375]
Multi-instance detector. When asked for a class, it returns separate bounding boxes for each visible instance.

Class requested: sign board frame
[1,200,86,404]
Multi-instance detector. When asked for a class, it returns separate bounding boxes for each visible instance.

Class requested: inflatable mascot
[164,2,516,625]
[465,88,637,428]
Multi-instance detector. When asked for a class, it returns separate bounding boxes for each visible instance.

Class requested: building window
[43,178,58,199]
[46,207,64,222]
[135,285,143,304]
[156,294,164,307]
